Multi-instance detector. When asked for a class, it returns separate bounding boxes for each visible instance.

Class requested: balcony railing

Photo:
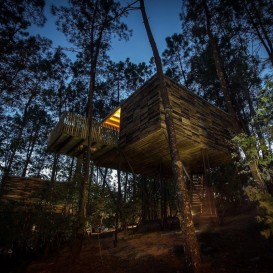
[48,112,119,151]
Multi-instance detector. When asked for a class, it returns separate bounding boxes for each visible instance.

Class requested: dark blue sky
[110,0,182,63]
[30,0,182,63]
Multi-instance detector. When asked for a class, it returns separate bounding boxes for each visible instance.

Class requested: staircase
[190,174,217,218]
[191,174,204,215]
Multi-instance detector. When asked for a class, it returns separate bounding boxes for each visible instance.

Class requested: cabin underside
[48,116,231,177]
[94,128,231,177]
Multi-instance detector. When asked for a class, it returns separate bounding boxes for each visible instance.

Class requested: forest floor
[4,207,273,273]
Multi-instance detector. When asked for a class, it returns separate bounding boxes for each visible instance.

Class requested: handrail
[63,112,88,139]
[48,112,119,148]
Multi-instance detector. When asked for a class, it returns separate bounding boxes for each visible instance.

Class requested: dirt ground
[6,209,273,273]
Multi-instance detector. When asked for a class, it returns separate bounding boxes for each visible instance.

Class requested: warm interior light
[102,107,121,130]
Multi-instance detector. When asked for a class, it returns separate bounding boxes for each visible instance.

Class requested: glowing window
[102,107,121,130]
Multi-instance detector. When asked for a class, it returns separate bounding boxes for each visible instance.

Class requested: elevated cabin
[48,75,233,178]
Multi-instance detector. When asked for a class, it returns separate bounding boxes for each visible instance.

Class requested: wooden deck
[47,112,119,157]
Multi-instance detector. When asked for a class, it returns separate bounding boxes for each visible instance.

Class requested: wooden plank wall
[119,76,162,148]
[164,78,232,153]
[115,75,232,174]
[119,75,231,156]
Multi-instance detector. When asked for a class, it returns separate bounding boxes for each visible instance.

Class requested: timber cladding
[119,75,161,148]
[114,75,233,175]
[164,77,232,152]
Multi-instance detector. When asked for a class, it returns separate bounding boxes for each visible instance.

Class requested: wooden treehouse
[48,75,232,175]
[48,75,233,216]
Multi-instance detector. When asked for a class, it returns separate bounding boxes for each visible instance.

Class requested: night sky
[29,0,182,63]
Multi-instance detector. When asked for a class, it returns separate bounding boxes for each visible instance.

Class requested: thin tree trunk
[124,171,128,203]
[203,0,241,133]
[98,167,118,206]
[64,157,75,215]
[50,153,59,182]
[203,0,268,194]
[140,1,201,272]
[87,164,94,214]
[5,93,35,176]
[73,155,83,188]
[114,166,122,246]
[21,134,37,177]
[76,0,100,253]
[22,126,39,177]
[176,52,188,86]
[68,157,75,183]
[102,168,109,190]
[244,0,273,66]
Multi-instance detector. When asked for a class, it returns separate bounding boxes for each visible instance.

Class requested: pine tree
[52,0,131,253]
[139,1,201,272]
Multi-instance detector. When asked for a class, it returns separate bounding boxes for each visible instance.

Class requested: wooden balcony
[48,112,119,157]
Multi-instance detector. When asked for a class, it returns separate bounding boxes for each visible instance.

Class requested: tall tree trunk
[114,166,122,247]
[123,171,128,203]
[73,155,83,188]
[68,157,75,183]
[50,153,59,182]
[5,93,35,176]
[77,0,100,252]
[98,167,119,206]
[203,0,241,133]
[176,52,188,86]
[203,0,268,194]
[140,1,201,272]
[102,167,109,191]
[21,133,37,177]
